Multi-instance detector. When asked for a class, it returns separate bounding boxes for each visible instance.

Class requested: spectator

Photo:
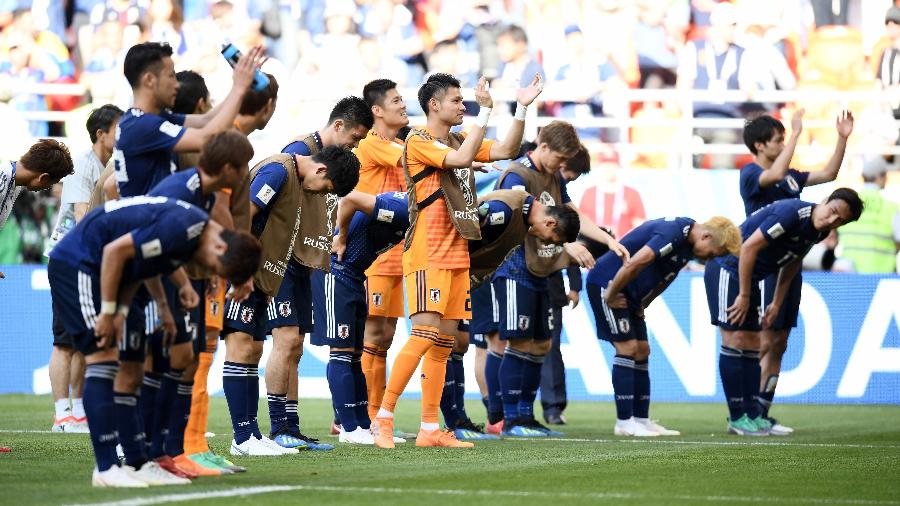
[147,0,186,56]
[359,0,424,85]
[737,8,797,96]
[576,145,646,240]
[0,33,52,136]
[634,0,687,88]
[839,156,900,273]
[496,24,545,90]
[873,6,900,119]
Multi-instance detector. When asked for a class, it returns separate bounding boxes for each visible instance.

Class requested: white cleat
[392,435,406,444]
[68,418,90,434]
[768,421,794,436]
[259,435,300,455]
[635,418,681,436]
[204,431,216,438]
[614,418,659,437]
[339,427,375,445]
[230,436,287,456]
[92,466,149,488]
[125,462,191,486]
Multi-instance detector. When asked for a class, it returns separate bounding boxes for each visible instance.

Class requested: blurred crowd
[1,0,899,267]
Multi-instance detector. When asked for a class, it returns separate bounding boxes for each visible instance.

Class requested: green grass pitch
[1,395,898,505]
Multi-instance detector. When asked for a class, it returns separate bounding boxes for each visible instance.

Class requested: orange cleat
[485,419,504,436]
[372,417,395,449]
[415,429,475,448]
[155,455,198,479]
[174,453,222,477]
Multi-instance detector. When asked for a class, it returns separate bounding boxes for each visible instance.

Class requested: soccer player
[354,79,409,436]
[589,216,741,436]
[371,72,543,449]
[142,131,254,475]
[1,139,73,230]
[47,105,121,433]
[312,190,410,444]
[47,197,261,487]
[182,73,279,473]
[705,190,863,436]
[739,110,853,434]
[488,122,626,438]
[263,97,373,449]
[221,146,359,456]
[113,41,262,199]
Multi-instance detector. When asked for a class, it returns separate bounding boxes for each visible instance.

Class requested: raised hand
[516,73,544,106]
[790,108,804,136]
[836,110,854,139]
[232,45,266,92]
[474,76,493,109]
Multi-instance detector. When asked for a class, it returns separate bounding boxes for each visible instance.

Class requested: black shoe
[545,412,567,425]
[456,418,486,434]
[522,416,564,436]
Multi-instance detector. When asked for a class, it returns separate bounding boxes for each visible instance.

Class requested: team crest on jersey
[240,307,254,324]
[278,301,292,317]
[617,318,631,334]
[538,191,555,206]
[518,315,530,331]
[784,175,799,192]
[429,288,441,304]
[338,324,350,339]
[372,292,383,308]
[209,300,220,317]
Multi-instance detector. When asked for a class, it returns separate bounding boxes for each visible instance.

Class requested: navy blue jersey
[469,196,533,253]
[49,196,208,283]
[148,168,215,212]
[248,162,290,236]
[739,162,809,216]
[586,217,696,309]
[332,192,409,283]
[282,132,323,156]
[492,156,571,290]
[113,108,187,197]
[722,199,825,279]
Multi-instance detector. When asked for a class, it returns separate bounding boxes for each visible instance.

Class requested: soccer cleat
[751,416,773,435]
[726,415,768,437]
[126,462,192,486]
[330,421,342,435]
[204,431,216,438]
[187,452,233,474]
[635,418,681,436]
[92,465,149,488]
[271,432,309,450]
[339,427,375,445]
[614,418,659,437]
[766,417,794,436]
[201,451,246,473]
[174,453,222,476]
[394,428,417,439]
[416,429,475,448]
[230,436,287,456]
[372,417,395,449]
[522,417,564,437]
[260,435,301,454]
[485,419,504,436]
[52,415,76,432]
[453,419,499,441]
[155,455,198,479]
[68,417,90,433]
[502,418,548,438]
[289,431,334,451]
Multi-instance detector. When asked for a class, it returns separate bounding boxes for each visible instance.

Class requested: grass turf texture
[1,395,898,506]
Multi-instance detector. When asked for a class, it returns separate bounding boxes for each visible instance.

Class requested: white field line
[63,484,900,506]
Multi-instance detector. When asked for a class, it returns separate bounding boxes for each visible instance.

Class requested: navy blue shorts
[222,288,270,342]
[586,283,648,342]
[759,271,802,331]
[266,259,314,333]
[48,259,147,361]
[703,258,763,332]
[492,277,553,341]
[310,269,366,349]
[52,300,73,347]
[469,282,498,348]
[162,278,199,347]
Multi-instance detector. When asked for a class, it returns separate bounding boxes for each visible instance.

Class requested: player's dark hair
[20,139,74,181]
[199,131,254,177]
[565,144,591,175]
[314,146,360,197]
[578,232,613,259]
[517,140,538,158]
[124,42,174,88]
[363,79,397,108]
[826,187,865,223]
[218,229,262,285]
[418,73,461,114]
[545,205,580,243]
[537,120,581,157]
[86,104,123,144]
[239,73,278,116]
[743,114,785,155]
[173,71,209,114]
[500,24,528,44]
[328,96,374,130]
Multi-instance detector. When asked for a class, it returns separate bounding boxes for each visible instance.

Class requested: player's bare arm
[604,246,655,309]
[568,203,630,262]
[806,110,854,186]
[332,191,377,261]
[96,234,136,348]
[489,73,544,161]
[762,259,802,329]
[728,229,768,325]
[443,76,494,169]
[759,109,803,188]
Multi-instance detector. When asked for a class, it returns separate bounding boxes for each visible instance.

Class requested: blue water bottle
[221,43,270,92]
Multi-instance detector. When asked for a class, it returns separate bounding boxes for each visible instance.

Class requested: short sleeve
[407,135,452,171]
[497,172,527,191]
[132,207,205,262]
[474,139,495,163]
[282,141,311,156]
[645,232,677,258]
[758,207,801,243]
[249,163,288,210]
[788,168,810,190]
[161,109,186,126]
[740,164,763,199]
[371,193,408,224]
[120,114,185,155]
[60,157,95,205]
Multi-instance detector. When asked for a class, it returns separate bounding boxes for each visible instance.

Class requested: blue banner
[2,265,898,404]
